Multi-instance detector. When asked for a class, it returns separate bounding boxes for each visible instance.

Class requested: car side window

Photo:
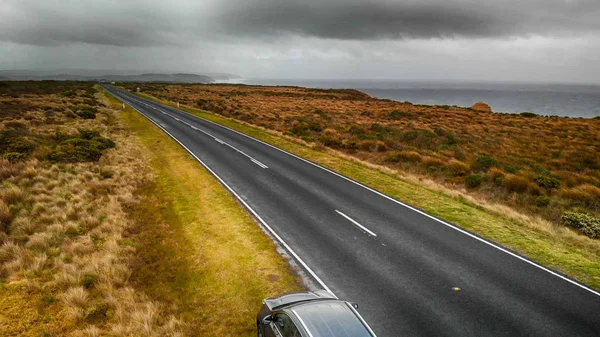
[273,313,302,337]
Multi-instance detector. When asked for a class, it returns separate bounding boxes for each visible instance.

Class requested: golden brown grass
[126,83,600,228]
[0,82,184,336]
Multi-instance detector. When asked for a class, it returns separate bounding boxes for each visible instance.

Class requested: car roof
[266,290,336,310]
[288,300,375,337]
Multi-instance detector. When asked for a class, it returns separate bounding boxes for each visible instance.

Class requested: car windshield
[291,301,374,337]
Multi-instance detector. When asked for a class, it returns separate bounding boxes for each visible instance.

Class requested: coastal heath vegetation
[0,81,182,336]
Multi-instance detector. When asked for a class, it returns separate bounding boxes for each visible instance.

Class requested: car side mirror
[262,316,273,325]
[350,302,359,309]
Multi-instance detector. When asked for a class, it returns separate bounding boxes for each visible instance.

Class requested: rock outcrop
[472,101,492,112]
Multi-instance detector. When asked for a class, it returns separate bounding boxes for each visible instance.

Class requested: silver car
[257,290,377,337]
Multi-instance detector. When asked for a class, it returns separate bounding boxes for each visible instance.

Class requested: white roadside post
[122,103,125,109]
[177,102,180,108]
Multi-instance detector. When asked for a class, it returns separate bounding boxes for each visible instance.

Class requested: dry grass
[0,82,186,336]
[126,83,600,228]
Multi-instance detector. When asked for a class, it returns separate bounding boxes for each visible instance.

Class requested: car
[257,290,377,337]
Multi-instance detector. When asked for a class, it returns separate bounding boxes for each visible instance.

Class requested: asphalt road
[103,85,600,337]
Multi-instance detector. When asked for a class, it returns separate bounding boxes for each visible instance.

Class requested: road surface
[103,85,600,337]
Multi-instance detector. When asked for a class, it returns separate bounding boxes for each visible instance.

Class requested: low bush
[384,151,422,163]
[445,159,470,176]
[387,110,414,120]
[535,175,561,191]
[47,129,115,163]
[73,105,98,119]
[504,174,531,193]
[562,212,600,239]
[2,152,27,163]
[62,89,77,97]
[3,121,26,129]
[83,274,96,289]
[536,196,551,207]
[0,200,11,231]
[358,140,387,152]
[488,167,505,182]
[0,129,36,162]
[561,184,600,209]
[504,164,523,174]
[422,156,444,170]
[318,135,343,148]
[465,174,484,188]
[520,112,538,118]
[471,155,497,172]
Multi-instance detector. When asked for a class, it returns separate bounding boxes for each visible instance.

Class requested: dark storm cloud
[1,0,600,47]
[213,0,600,40]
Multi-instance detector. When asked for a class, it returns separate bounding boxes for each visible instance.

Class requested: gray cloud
[1,0,600,47]
[212,0,600,40]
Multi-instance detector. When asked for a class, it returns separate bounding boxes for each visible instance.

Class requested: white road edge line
[335,210,377,237]
[130,91,600,298]
[111,90,332,296]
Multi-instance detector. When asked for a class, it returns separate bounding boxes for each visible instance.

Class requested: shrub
[504,164,523,174]
[47,130,115,163]
[2,152,27,163]
[562,212,600,239]
[488,167,505,182]
[318,135,343,148]
[422,156,444,169]
[504,174,531,193]
[534,175,560,190]
[384,151,422,163]
[0,200,11,231]
[78,129,100,140]
[85,303,109,323]
[314,109,328,119]
[387,110,413,120]
[83,274,96,289]
[445,159,470,176]
[465,174,484,188]
[41,295,56,305]
[520,112,538,118]
[3,121,26,129]
[62,90,76,97]
[561,184,600,208]
[290,122,309,136]
[74,105,97,119]
[536,196,551,207]
[357,140,387,152]
[471,155,496,172]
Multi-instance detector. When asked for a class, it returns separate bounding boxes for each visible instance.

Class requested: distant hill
[0,71,232,83]
[99,73,213,83]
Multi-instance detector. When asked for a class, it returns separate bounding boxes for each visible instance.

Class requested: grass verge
[130,91,600,290]
[104,88,303,336]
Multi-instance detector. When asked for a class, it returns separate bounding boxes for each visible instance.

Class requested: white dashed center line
[335,210,377,237]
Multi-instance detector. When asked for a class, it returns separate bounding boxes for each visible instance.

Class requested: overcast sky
[1,0,599,83]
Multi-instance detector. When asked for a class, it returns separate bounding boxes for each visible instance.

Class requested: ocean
[243,79,600,118]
